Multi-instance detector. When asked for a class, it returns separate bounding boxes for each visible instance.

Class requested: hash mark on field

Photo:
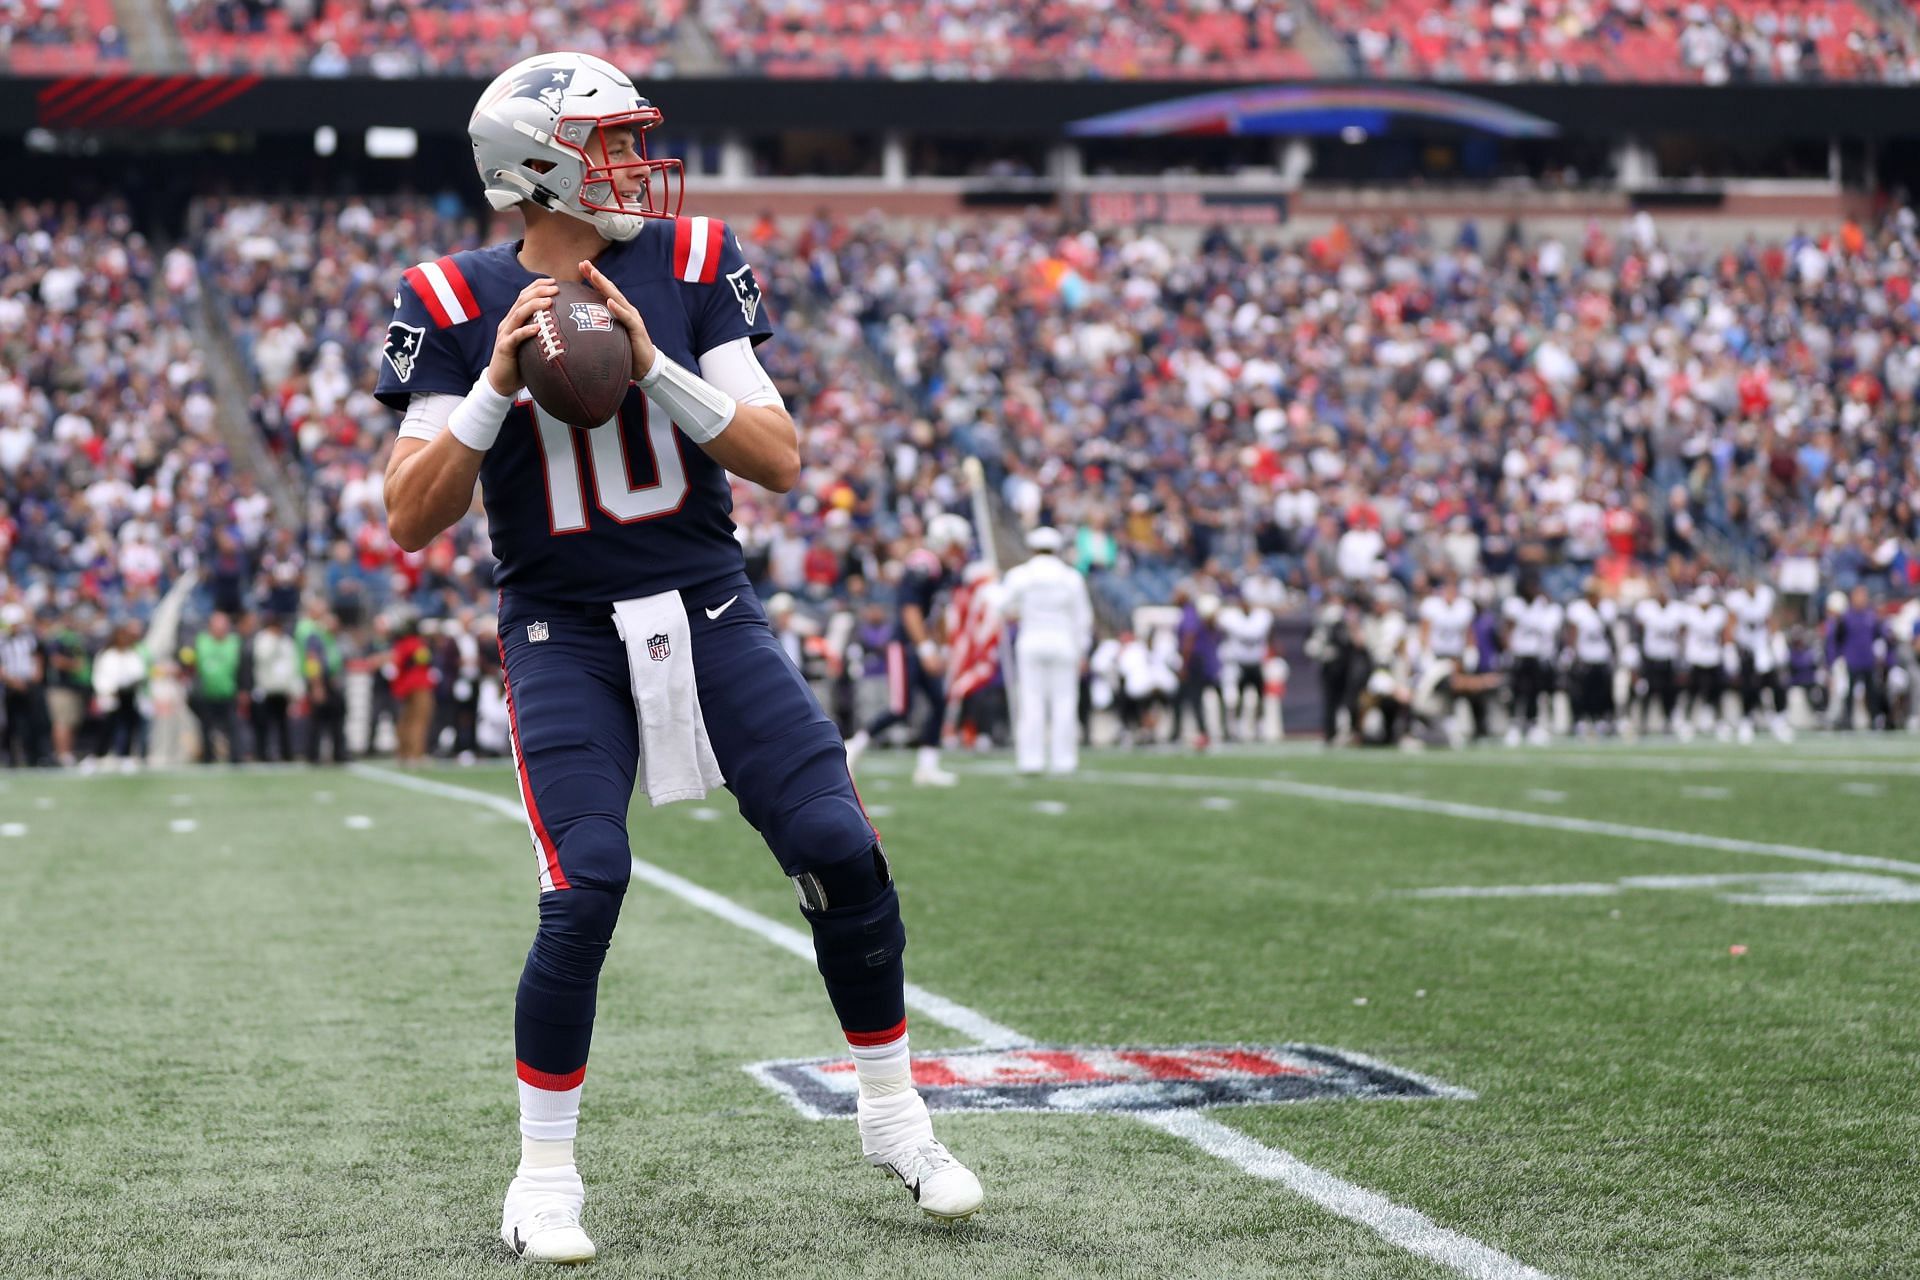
[170,794,192,806]
[1201,796,1237,811]
[353,764,1558,1280]
[168,818,198,834]
[689,808,720,822]
[1842,782,1885,797]
[1032,800,1070,816]
[343,815,374,830]
[1525,789,1567,803]
[1681,786,1731,800]
[864,804,893,818]
[0,823,25,837]
[33,797,52,810]
[313,791,333,803]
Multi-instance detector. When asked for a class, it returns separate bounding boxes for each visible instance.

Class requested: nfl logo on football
[647,632,671,661]
[569,301,614,333]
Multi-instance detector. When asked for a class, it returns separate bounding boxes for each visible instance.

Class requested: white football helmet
[469,52,682,243]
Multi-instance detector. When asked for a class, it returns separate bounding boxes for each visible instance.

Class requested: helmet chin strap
[486,169,641,242]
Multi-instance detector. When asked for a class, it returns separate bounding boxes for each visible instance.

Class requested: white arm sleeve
[397,392,461,444]
[698,336,786,411]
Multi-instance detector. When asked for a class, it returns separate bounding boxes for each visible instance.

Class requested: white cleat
[859,1091,982,1221]
[1503,726,1522,748]
[1770,716,1795,743]
[1737,719,1755,745]
[1526,724,1551,747]
[501,1165,596,1265]
[844,730,870,774]
[911,765,959,787]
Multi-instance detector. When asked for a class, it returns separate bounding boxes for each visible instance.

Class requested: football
[518,281,633,429]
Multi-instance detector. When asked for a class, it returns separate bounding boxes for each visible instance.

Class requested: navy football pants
[498,572,903,1088]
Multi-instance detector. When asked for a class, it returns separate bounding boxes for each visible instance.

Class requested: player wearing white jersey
[1502,583,1563,746]
[1565,582,1619,737]
[1725,576,1791,742]
[1632,583,1687,735]
[1680,582,1731,741]
[1215,588,1275,742]
[1417,578,1478,744]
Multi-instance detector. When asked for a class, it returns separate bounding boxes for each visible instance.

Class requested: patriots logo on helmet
[569,301,614,333]
[383,321,425,383]
[727,261,762,326]
[647,633,671,662]
[507,66,575,113]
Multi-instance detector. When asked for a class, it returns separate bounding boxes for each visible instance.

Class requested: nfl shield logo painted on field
[648,633,671,662]
[747,1044,1473,1120]
[526,621,550,643]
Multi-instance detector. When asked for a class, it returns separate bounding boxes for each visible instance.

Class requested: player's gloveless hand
[580,259,658,375]
[486,279,561,397]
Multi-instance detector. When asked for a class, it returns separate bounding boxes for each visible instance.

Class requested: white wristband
[639,349,737,443]
[448,376,514,453]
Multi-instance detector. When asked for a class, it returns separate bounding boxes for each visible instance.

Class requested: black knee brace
[792,842,906,990]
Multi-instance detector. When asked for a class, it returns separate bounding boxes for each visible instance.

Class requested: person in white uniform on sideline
[1000,527,1094,774]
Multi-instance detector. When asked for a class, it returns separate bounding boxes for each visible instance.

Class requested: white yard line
[1137,1111,1554,1280]
[1036,768,1920,878]
[351,763,1555,1280]
[1347,751,1920,777]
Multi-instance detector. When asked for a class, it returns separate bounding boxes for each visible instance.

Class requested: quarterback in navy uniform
[380,52,981,1264]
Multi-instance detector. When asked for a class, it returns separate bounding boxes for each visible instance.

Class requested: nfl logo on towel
[647,633,671,662]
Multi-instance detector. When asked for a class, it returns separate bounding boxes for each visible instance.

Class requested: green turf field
[3,739,1918,1279]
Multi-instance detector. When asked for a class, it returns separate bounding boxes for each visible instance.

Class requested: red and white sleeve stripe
[672,216,726,285]
[403,256,481,328]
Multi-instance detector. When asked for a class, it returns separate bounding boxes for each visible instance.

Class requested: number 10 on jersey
[531,396,690,531]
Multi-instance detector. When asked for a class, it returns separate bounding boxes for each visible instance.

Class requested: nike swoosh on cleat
[705,596,739,620]
[511,1228,526,1256]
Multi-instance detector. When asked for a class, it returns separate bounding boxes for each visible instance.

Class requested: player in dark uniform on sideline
[378,52,980,1266]
[842,513,972,787]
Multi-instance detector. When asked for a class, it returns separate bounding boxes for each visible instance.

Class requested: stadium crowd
[1318,0,1920,83]
[3,193,1918,766]
[49,0,1920,81]
[175,0,685,75]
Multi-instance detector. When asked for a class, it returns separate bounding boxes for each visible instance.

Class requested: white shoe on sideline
[501,1165,596,1265]
[1771,716,1795,743]
[912,765,959,787]
[1737,720,1755,745]
[859,1090,983,1221]
[845,731,870,773]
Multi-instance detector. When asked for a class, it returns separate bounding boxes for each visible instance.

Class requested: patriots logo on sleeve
[383,321,426,383]
[727,261,762,326]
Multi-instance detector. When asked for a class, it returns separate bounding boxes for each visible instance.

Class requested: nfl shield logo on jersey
[647,633,671,662]
[527,621,550,643]
[568,301,614,333]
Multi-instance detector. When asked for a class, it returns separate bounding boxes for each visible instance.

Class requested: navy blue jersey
[375,215,773,603]
[892,549,950,643]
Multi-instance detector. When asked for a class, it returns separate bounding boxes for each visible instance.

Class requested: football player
[378,53,980,1264]
[1501,578,1563,746]
[842,512,973,786]
[1564,579,1618,739]
[1724,573,1791,742]
[1631,578,1686,736]
[1680,580,1731,741]
[1415,574,1476,743]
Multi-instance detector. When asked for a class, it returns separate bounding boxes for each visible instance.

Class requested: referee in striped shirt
[1,604,49,768]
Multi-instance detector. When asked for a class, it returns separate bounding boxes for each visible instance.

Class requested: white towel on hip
[611,590,726,806]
